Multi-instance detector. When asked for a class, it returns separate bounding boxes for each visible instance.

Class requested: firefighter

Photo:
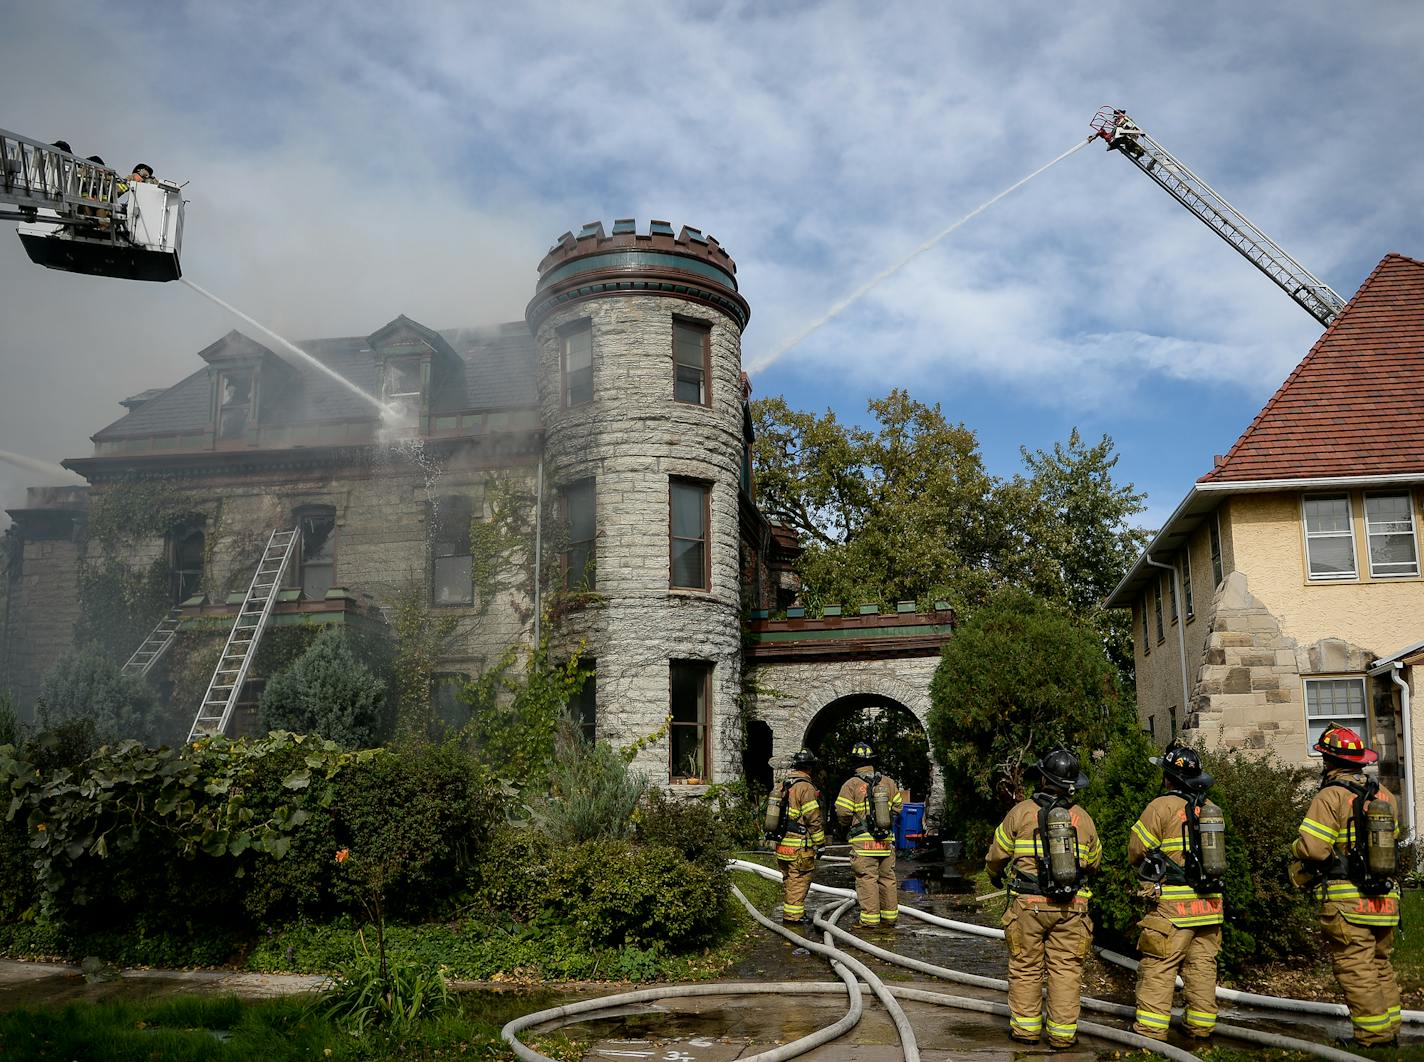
[1127,743,1226,1042]
[772,748,825,925]
[835,742,903,928]
[985,748,1102,1048]
[1291,724,1402,1048]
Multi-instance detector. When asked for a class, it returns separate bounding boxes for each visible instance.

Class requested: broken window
[673,318,709,405]
[568,659,596,743]
[382,357,423,401]
[218,370,253,440]
[561,322,592,407]
[670,660,711,782]
[432,495,475,605]
[296,508,336,599]
[561,478,596,590]
[169,522,205,604]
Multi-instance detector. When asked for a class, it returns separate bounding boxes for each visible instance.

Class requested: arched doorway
[802,693,931,806]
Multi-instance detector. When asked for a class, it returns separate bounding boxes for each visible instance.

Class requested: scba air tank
[764,784,786,837]
[871,783,893,833]
[1366,800,1398,878]
[1045,805,1079,887]
[1196,799,1228,881]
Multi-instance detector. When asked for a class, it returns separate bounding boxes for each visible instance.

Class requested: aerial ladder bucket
[1,128,183,282]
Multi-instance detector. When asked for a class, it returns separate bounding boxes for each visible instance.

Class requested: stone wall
[2,534,84,716]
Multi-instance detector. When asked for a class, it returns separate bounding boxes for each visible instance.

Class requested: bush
[633,788,734,869]
[561,839,727,950]
[36,646,166,745]
[527,726,647,844]
[259,627,391,748]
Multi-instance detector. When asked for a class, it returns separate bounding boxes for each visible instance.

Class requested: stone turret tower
[528,220,751,786]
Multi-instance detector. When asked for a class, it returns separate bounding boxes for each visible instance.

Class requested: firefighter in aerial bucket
[985,747,1102,1048]
[1291,723,1402,1048]
[1128,743,1227,1042]
[835,743,903,928]
[766,748,825,925]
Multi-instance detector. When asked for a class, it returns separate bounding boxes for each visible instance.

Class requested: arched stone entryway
[802,692,932,808]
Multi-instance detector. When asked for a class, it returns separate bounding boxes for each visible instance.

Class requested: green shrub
[36,645,167,745]
[633,788,734,868]
[259,627,391,748]
[527,726,647,844]
[469,826,555,923]
[560,840,727,950]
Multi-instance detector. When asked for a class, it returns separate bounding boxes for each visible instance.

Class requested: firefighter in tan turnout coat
[835,743,903,928]
[769,748,825,925]
[985,748,1102,1048]
[1127,744,1226,1042]
[1291,724,1402,1048]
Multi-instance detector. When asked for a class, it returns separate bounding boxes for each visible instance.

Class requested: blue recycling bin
[895,801,926,850]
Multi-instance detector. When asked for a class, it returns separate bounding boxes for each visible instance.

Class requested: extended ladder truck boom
[1090,107,1345,329]
[0,128,183,281]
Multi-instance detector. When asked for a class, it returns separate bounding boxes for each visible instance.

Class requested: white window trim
[1363,491,1420,579]
[1302,493,1359,582]
[1303,675,1369,756]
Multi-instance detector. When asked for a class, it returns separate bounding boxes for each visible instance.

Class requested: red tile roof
[1199,253,1424,483]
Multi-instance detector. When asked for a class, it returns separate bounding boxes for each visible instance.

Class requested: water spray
[747,136,1094,373]
[0,450,82,482]
[179,278,394,419]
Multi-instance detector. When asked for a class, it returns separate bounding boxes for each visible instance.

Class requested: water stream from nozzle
[748,136,1093,373]
[179,278,393,418]
[0,450,82,481]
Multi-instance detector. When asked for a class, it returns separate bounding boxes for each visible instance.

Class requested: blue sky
[3,2,1422,530]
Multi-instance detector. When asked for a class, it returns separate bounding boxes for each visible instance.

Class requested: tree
[259,627,391,748]
[752,390,1014,610]
[37,645,167,744]
[928,589,1130,848]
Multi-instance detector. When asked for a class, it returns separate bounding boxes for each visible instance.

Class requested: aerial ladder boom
[1090,107,1345,329]
[0,128,183,281]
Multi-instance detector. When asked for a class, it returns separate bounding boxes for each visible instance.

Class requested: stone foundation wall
[2,535,84,716]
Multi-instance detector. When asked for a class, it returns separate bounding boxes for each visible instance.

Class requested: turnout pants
[1002,898,1092,1045]
[778,855,815,923]
[1321,904,1402,1045]
[849,851,898,926]
[1132,914,1220,1040]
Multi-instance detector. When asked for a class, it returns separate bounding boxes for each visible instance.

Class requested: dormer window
[218,370,253,440]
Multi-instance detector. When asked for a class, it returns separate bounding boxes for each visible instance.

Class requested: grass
[1395,890,1424,993]
[0,990,587,1061]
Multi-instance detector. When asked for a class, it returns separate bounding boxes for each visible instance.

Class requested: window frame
[169,521,206,604]
[669,660,712,782]
[1167,566,1179,624]
[1153,576,1165,643]
[381,356,424,403]
[1302,494,1359,582]
[216,368,255,442]
[1181,548,1195,621]
[293,506,337,599]
[672,317,711,407]
[669,478,711,591]
[1208,512,1224,588]
[1141,597,1151,655]
[1304,676,1369,755]
[1363,491,1420,579]
[561,477,597,591]
[560,319,593,408]
[567,659,597,744]
[431,671,472,734]
[431,495,476,607]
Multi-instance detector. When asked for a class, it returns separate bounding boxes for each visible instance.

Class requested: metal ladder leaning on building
[120,608,184,678]
[187,528,299,741]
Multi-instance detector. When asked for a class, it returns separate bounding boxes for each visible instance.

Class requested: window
[1167,568,1179,623]
[1146,715,1156,740]
[568,660,596,743]
[561,478,596,590]
[1153,577,1165,642]
[1305,677,1368,752]
[1169,707,1178,740]
[1303,495,1358,580]
[1141,598,1150,655]
[381,357,423,402]
[1208,513,1224,588]
[296,508,336,599]
[432,495,474,605]
[561,322,592,407]
[169,523,205,604]
[673,319,710,405]
[1181,549,1194,621]
[432,672,471,733]
[670,661,711,781]
[218,370,253,441]
[670,479,710,590]
[1364,493,1419,578]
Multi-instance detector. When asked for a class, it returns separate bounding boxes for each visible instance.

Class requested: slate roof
[93,322,538,440]
[1199,253,1424,483]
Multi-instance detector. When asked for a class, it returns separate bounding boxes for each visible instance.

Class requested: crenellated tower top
[526,219,750,332]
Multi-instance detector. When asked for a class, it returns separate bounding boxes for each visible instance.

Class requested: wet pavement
[0,959,328,1011]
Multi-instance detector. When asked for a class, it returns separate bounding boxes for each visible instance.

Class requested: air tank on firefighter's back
[1196,799,1228,881]
[1045,804,1078,887]
[1366,799,1398,878]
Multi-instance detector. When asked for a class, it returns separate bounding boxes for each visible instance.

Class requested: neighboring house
[0,220,952,800]
[1107,252,1424,833]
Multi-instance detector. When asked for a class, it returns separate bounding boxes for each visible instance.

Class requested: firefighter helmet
[790,748,818,769]
[1150,742,1214,791]
[850,742,875,766]
[1035,747,1089,793]
[1313,723,1377,766]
